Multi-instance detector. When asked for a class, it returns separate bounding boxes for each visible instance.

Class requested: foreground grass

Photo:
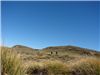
[1,47,25,75]
[69,57,100,75]
[26,60,69,75]
[26,58,100,75]
[1,47,100,75]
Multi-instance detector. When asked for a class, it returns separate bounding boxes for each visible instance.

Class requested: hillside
[9,45,100,62]
[12,45,100,55]
[1,45,100,75]
[12,45,38,54]
[12,45,39,61]
[43,45,100,57]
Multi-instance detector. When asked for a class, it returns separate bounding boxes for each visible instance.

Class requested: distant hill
[43,45,100,57]
[2,45,100,61]
[12,45,38,55]
[11,45,100,57]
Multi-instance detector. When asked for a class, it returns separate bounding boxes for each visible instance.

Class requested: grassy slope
[11,45,100,62]
[1,45,100,75]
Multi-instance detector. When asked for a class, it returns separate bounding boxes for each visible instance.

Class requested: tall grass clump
[1,47,25,75]
[26,61,48,75]
[26,60,69,75]
[70,58,100,75]
[45,60,68,75]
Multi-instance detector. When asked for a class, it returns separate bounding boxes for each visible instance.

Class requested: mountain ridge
[12,45,99,52]
[10,45,100,57]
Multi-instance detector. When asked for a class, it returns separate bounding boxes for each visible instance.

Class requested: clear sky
[2,1,100,50]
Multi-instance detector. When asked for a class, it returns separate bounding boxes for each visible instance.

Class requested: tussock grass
[26,60,69,75]
[26,58,100,75]
[1,47,100,75]
[26,61,47,75]
[1,47,25,75]
[69,58,100,75]
[44,60,68,75]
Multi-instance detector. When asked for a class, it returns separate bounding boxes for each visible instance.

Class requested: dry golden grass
[26,58,100,75]
[1,47,25,75]
[1,46,100,75]
[44,60,68,75]
[26,60,69,75]
[69,57,100,75]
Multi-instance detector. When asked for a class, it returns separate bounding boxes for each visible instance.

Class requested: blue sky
[2,1,100,50]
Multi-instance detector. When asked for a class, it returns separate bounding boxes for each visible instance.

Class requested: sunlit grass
[69,57,100,75]
[26,60,69,75]
[26,57,100,75]
[1,47,100,75]
[1,47,25,75]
